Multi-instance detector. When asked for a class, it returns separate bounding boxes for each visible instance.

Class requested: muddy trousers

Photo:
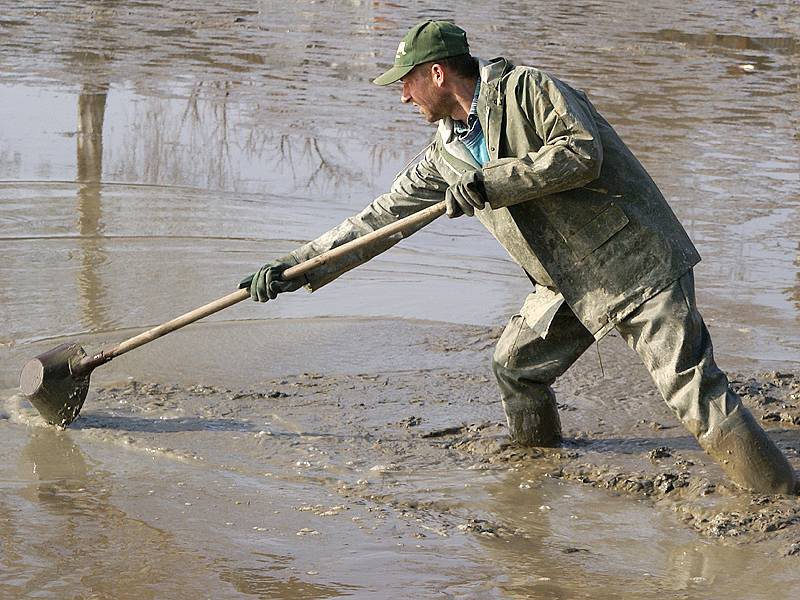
[492,271,796,494]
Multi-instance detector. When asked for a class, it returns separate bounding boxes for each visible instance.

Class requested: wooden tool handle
[77,201,447,372]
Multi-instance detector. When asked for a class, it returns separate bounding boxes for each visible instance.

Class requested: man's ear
[430,63,446,87]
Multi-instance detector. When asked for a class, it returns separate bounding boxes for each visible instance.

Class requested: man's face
[400,64,451,123]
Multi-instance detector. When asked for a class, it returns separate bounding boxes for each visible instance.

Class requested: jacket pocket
[565,202,629,261]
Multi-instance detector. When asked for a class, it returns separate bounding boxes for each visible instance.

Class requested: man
[241,21,796,494]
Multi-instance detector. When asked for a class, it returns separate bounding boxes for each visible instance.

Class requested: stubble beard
[419,96,451,124]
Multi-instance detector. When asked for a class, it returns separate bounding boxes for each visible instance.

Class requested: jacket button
[490,147,496,151]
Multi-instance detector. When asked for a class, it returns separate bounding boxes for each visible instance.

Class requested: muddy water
[1,1,799,598]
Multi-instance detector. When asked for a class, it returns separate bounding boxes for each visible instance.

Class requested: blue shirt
[453,80,489,166]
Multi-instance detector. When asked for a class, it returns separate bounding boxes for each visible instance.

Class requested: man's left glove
[445,170,487,218]
[238,255,304,302]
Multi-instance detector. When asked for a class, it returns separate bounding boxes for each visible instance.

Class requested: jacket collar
[437,56,513,144]
[480,56,513,88]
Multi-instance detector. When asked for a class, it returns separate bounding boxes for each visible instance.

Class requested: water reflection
[76,83,111,333]
[18,428,101,515]
[14,429,142,596]
[12,429,217,599]
[77,84,108,185]
[105,82,397,194]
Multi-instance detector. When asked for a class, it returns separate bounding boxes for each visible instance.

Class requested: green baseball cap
[373,20,470,86]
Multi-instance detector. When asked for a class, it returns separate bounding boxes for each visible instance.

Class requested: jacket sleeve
[482,69,603,209]
[288,142,448,290]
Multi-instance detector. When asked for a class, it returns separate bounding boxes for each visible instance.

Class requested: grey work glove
[445,170,487,218]
[238,255,304,302]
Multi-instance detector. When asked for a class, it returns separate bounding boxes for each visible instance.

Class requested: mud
[11,327,798,557]
[1,0,799,597]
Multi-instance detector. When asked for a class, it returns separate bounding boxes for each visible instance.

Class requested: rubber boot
[502,389,562,447]
[698,404,797,494]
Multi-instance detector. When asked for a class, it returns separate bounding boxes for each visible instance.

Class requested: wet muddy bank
[9,323,797,562]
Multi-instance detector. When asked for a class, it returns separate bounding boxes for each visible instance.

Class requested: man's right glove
[238,255,304,302]
[445,170,487,218]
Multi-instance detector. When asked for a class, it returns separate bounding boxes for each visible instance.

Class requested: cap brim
[372,64,414,86]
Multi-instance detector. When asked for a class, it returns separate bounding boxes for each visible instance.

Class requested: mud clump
[733,371,800,427]
[648,446,673,461]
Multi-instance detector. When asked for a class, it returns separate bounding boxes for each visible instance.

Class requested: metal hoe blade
[19,343,92,427]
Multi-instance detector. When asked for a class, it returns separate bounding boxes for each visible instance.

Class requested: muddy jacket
[288,57,701,339]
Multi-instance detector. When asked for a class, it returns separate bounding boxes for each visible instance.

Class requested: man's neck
[450,76,479,122]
